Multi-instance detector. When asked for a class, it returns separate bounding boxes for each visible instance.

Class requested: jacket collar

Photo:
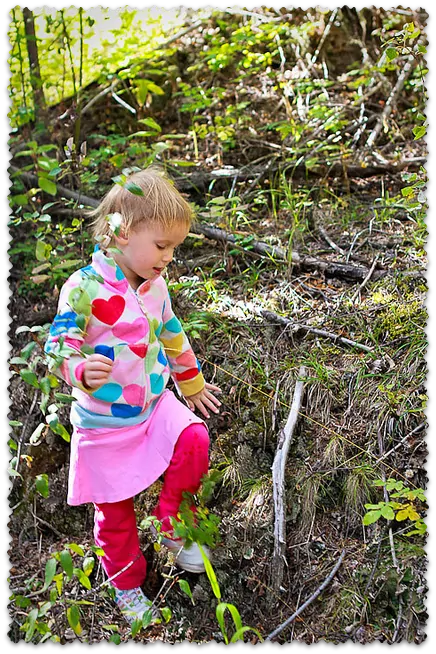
[91,245,152,294]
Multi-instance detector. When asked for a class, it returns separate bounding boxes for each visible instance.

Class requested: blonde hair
[88,166,193,242]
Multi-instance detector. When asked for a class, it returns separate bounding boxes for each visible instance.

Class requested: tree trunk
[22,8,46,118]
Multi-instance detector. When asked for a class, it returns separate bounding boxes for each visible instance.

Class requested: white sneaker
[113,586,157,626]
[152,527,210,573]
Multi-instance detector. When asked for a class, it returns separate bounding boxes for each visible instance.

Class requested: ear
[113,230,129,247]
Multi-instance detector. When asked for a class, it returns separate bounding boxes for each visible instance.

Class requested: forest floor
[8,8,428,644]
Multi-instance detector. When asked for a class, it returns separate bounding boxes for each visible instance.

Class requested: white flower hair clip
[96,213,124,250]
[106,212,123,236]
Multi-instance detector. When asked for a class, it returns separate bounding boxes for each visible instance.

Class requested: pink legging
[93,422,209,590]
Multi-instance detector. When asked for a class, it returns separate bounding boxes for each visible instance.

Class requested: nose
[162,250,173,264]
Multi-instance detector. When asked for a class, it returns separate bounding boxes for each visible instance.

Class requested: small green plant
[363,478,427,537]
[10,542,104,643]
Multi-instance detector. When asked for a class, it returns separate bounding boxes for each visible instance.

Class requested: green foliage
[363,478,427,537]
[11,543,102,643]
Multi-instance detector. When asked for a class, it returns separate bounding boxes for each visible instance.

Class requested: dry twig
[266,549,346,641]
[271,366,306,593]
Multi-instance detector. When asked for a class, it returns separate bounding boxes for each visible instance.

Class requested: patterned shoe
[113,586,157,626]
[152,528,210,574]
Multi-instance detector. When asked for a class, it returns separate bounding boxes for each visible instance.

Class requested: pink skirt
[67,389,205,505]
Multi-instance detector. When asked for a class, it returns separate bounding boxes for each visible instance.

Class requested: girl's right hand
[83,354,114,390]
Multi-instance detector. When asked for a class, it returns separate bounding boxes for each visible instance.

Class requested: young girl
[44,167,221,624]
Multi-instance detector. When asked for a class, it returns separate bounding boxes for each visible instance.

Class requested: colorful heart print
[94,344,115,360]
[92,296,125,325]
[111,403,143,418]
[123,384,144,405]
[128,344,148,358]
[92,383,123,403]
[145,345,159,374]
[113,317,147,343]
[149,372,165,396]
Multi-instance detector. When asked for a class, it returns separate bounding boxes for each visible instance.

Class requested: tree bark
[22,8,46,118]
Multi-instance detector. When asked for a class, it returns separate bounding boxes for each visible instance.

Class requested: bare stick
[271,366,306,593]
[365,44,423,150]
[318,225,346,256]
[351,253,380,303]
[266,549,346,641]
[310,9,338,66]
[375,421,426,463]
[259,309,373,354]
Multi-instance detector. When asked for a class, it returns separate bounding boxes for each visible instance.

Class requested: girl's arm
[44,275,92,392]
[159,284,205,397]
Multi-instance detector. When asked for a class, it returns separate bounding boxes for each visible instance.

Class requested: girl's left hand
[185,382,222,419]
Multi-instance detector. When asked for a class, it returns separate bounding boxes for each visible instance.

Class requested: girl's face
[114,222,189,288]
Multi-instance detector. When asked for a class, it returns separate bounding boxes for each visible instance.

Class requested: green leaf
[125,181,144,196]
[25,608,39,642]
[46,413,59,429]
[60,550,73,579]
[91,545,105,556]
[67,605,82,635]
[19,369,40,389]
[56,423,71,442]
[38,177,57,196]
[54,392,75,403]
[39,376,52,395]
[138,117,161,132]
[160,606,172,623]
[216,602,243,639]
[381,505,395,520]
[9,357,28,365]
[53,572,63,596]
[74,568,92,590]
[10,194,29,206]
[131,618,142,637]
[412,125,426,140]
[230,625,263,643]
[363,510,382,525]
[38,601,53,618]
[20,341,37,360]
[83,556,95,577]
[44,557,57,590]
[178,579,195,604]
[198,544,221,599]
[145,81,165,95]
[142,609,153,628]
[35,239,52,262]
[67,543,85,556]
[52,259,82,270]
[35,473,49,498]
[109,634,121,644]
[386,47,398,60]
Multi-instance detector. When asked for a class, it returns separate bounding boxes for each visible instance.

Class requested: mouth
[153,267,164,274]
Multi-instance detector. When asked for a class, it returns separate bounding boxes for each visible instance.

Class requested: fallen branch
[375,421,426,463]
[8,168,399,286]
[266,549,346,641]
[259,309,374,353]
[271,366,307,594]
